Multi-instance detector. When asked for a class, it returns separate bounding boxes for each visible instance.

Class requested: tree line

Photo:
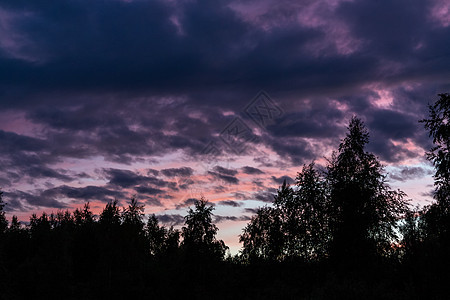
[0,93,448,299]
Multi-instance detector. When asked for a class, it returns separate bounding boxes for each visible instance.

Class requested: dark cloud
[135,186,165,196]
[214,215,251,223]
[176,178,196,190]
[104,168,167,188]
[241,166,264,175]
[161,167,194,177]
[156,214,185,226]
[271,175,295,185]
[368,138,419,164]
[0,0,447,220]
[212,166,238,176]
[208,171,239,185]
[2,192,32,212]
[0,0,447,108]
[175,198,199,210]
[42,185,124,203]
[389,166,434,182]
[214,185,228,193]
[26,166,74,182]
[267,107,344,139]
[253,190,275,203]
[367,109,420,140]
[420,190,435,198]
[147,169,160,176]
[262,133,316,164]
[4,190,68,210]
[244,208,259,215]
[141,196,163,207]
[232,192,248,200]
[218,200,243,207]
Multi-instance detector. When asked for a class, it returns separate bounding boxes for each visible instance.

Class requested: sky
[0,0,449,253]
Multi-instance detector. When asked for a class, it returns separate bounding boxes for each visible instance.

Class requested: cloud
[212,166,238,176]
[104,168,167,188]
[43,185,124,203]
[420,189,435,198]
[218,200,243,207]
[4,190,67,210]
[134,186,165,196]
[161,167,194,177]
[243,208,259,215]
[232,192,248,200]
[253,190,276,203]
[141,196,163,207]
[156,214,185,226]
[271,175,295,185]
[26,166,74,182]
[241,166,264,175]
[208,171,239,185]
[0,0,447,230]
[214,215,251,223]
[175,198,200,210]
[389,166,434,182]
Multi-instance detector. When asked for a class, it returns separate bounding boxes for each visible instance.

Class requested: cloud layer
[0,0,446,252]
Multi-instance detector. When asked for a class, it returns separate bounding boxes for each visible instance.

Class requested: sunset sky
[0,0,449,253]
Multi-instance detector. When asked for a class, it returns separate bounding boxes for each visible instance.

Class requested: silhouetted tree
[282,163,330,260]
[0,190,7,278]
[418,93,450,261]
[240,171,329,262]
[99,200,121,228]
[4,214,28,270]
[399,207,425,261]
[241,118,407,263]
[239,205,283,261]
[122,197,146,247]
[147,214,168,256]
[8,215,21,232]
[0,190,7,235]
[146,214,181,258]
[74,202,94,226]
[182,197,227,260]
[29,212,51,237]
[326,117,408,261]
[421,93,449,206]
[123,197,144,228]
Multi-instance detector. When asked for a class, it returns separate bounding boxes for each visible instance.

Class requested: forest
[0,94,448,299]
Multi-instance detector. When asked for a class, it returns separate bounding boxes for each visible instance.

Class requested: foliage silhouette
[181,197,228,261]
[241,117,408,264]
[326,117,409,262]
[409,93,450,278]
[240,205,284,261]
[421,93,449,206]
[1,104,450,298]
[147,214,180,257]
